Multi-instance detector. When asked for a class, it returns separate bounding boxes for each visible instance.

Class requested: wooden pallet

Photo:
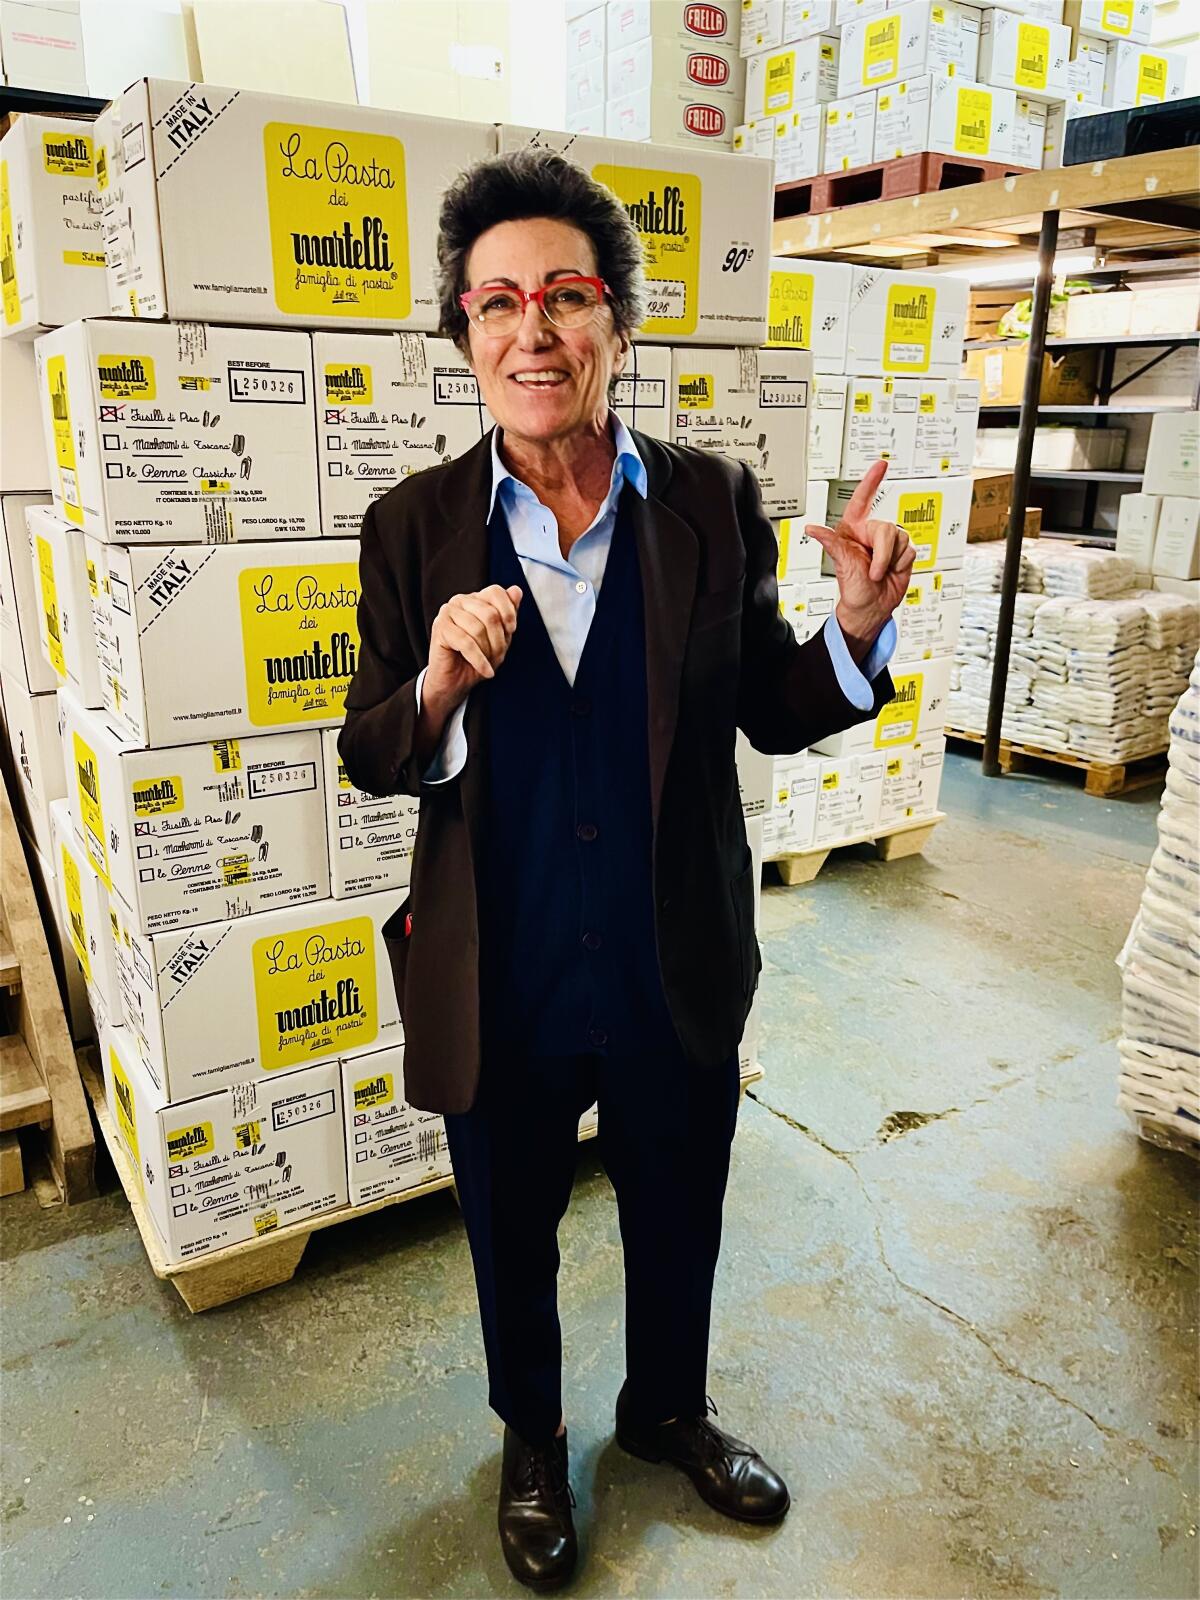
[79,1048,765,1312]
[767,811,945,887]
[0,779,95,1203]
[775,151,1034,219]
[946,727,1167,798]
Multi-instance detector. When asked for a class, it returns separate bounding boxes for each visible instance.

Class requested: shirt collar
[487,412,648,520]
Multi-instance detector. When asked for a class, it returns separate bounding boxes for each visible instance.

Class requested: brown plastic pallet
[775,151,1035,220]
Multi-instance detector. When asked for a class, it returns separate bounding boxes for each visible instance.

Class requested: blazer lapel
[629,435,698,830]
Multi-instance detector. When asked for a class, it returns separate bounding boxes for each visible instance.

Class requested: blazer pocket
[728,858,755,996]
[382,895,412,1021]
[692,578,743,632]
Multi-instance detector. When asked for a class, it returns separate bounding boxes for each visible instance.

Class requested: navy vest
[478,497,680,1060]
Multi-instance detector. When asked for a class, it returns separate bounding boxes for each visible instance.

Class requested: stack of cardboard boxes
[732,0,1187,186]
[1117,413,1200,599]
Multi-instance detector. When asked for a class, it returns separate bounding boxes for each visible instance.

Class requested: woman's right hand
[422,584,523,718]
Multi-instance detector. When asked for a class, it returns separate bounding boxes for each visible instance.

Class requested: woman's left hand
[805,460,917,655]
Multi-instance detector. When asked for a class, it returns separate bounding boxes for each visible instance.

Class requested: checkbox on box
[355,1131,367,1144]
[327,434,342,451]
[338,794,351,807]
[327,461,344,478]
[136,843,153,859]
[105,461,123,479]
[102,433,121,451]
[340,837,353,850]
[355,1151,369,1164]
[172,1204,188,1218]
[170,1183,185,1197]
[339,814,352,828]
[138,867,154,882]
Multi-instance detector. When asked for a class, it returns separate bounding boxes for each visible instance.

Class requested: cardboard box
[499,125,772,347]
[1042,96,1104,166]
[813,653,953,754]
[974,424,1124,471]
[612,342,673,440]
[779,573,837,641]
[732,119,775,156]
[763,749,819,854]
[101,1020,348,1265]
[314,333,491,538]
[835,0,889,20]
[912,377,981,475]
[59,687,329,936]
[1,337,49,491]
[735,728,773,817]
[341,1044,451,1207]
[740,0,835,55]
[1127,285,1200,338]
[766,258,852,372]
[0,491,54,693]
[738,987,761,1078]
[875,73,1043,166]
[1151,575,1200,600]
[29,838,91,1039]
[608,0,738,48]
[894,569,965,661]
[822,90,876,172]
[0,114,108,337]
[1067,34,1110,101]
[26,504,100,705]
[845,267,969,379]
[567,56,606,115]
[671,346,811,515]
[1064,290,1132,339]
[323,728,418,899]
[121,886,407,1102]
[103,80,495,330]
[34,318,321,545]
[775,511,824,580]
[1111,344,1197,404]
[841,376,921,476]
[1,665,63,859]
[608,35,744,104]
[977,9,1071,101]
[814,751,884,841]
[963,343,1097,406]
[1115,492,1161,567]
[744,33,840,118]
[1144,413,1200,499]
[0,1,87,94]
[839,1,982,97]
[605,83,740,146]
[828,473,971,571]
[807,374,848,477]
[566,104,607,136]
[1063,0,1150,43]
[567,6,607,66]
[771,104,825,180]
[879,736,946,826]
[1152,497,1200,582]
[89,538,361,747]
[49,796,121,1031]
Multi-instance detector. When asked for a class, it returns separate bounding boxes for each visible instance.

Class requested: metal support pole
[983,207,1059,777]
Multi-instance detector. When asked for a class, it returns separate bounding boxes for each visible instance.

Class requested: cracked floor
[3,752,1198,1599]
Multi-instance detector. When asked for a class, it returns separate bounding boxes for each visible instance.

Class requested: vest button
[576,822,598,842]
[588,1026,608,1048]
[582,930,602,951]
[571,697,592,718]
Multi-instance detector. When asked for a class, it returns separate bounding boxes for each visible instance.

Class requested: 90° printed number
[721,247,754,273]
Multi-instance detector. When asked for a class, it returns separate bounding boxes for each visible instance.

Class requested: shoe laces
[524,1443,577,1510]
[691,1396,753,1474]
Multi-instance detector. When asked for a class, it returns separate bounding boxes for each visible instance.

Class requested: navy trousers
[444,1041,742,1445]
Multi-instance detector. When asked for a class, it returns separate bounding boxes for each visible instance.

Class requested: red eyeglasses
[459,276,611,336]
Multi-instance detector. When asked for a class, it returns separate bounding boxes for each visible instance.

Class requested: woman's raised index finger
[841,458,889,522]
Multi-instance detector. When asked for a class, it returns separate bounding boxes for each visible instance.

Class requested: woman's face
[463,216,627,448]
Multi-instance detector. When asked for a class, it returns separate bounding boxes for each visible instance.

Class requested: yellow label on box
[46,354,84,526]
[238,562,360,727]
[35,536,66,678]
[254,1211,279,1236]
[132,775,185,817]
[919,392,937,413]
[252,914,378,1068]
[874,671,922,748]
[263,122,410,321]
[353,1071,394,1109]
[826,107,839,126]
[213,740,241,772]
[233,1120,262,1150]
[853,389,872,413]
[200,479,232,494]
[764,48,795,111]
[883,283,935,374]
[886,756,903,777]
[60,844,91,981]
[676,374,714,409]
[897,490,943,568]
[166,1121,215,1162]
[222,854,251,886]
[98,354,156,400]
[73,731,111,887]
[325,363,372,404]
[863,15,900,85]
[0,161,18,326]
[42,131,94,176]
[594,164,700,338]
[954,88,992,156]
[1015,23,1049,91]
[1102,0,1134,34]
[1135,52,1167,103]
[110,1048,142,1193]
[62,250,106,268]
[821,770,840,790]
[766,269,813,348]
[95,143,109,192]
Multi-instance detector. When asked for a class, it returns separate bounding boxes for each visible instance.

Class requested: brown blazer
[338,429,893,1114]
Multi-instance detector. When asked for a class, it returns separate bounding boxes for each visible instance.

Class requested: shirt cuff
[414,665,469,784]
[822,613,898,713]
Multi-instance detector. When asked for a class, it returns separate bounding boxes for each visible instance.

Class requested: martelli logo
[44,136,89,164]
[903,498,938,526]
[77,755,100,805]
[684,3,726,36]
[324,364,370,402]
[132,777,180,809]
[263,632,357,686]
[892,292,931,322]
[292,217,391,272]
[50,370,69,423]
[961,117,987,142]
[623,186,687,236]
[275,978,363,1035]
[687,52,729,86]
[679,375,711,402]
[114,1072,134,1128]
[167,1123,213,1161]
[892,680,920,707]
[684,103,726,136]
[97,355,153,397]
[1019,49,1045,74]
[354,1075,392,1109]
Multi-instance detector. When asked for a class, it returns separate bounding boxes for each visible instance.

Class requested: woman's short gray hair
[436,146,647,351]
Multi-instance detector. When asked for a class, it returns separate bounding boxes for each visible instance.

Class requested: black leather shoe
[498,1426,578,1592]
[615,1385,790,1524]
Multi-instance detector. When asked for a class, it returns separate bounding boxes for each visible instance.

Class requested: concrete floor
[3,751,1197,1600]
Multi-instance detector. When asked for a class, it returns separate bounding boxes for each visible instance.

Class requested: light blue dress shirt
[415,418,897,783]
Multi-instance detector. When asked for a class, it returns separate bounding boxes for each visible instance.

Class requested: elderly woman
[339,147,913,1591]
